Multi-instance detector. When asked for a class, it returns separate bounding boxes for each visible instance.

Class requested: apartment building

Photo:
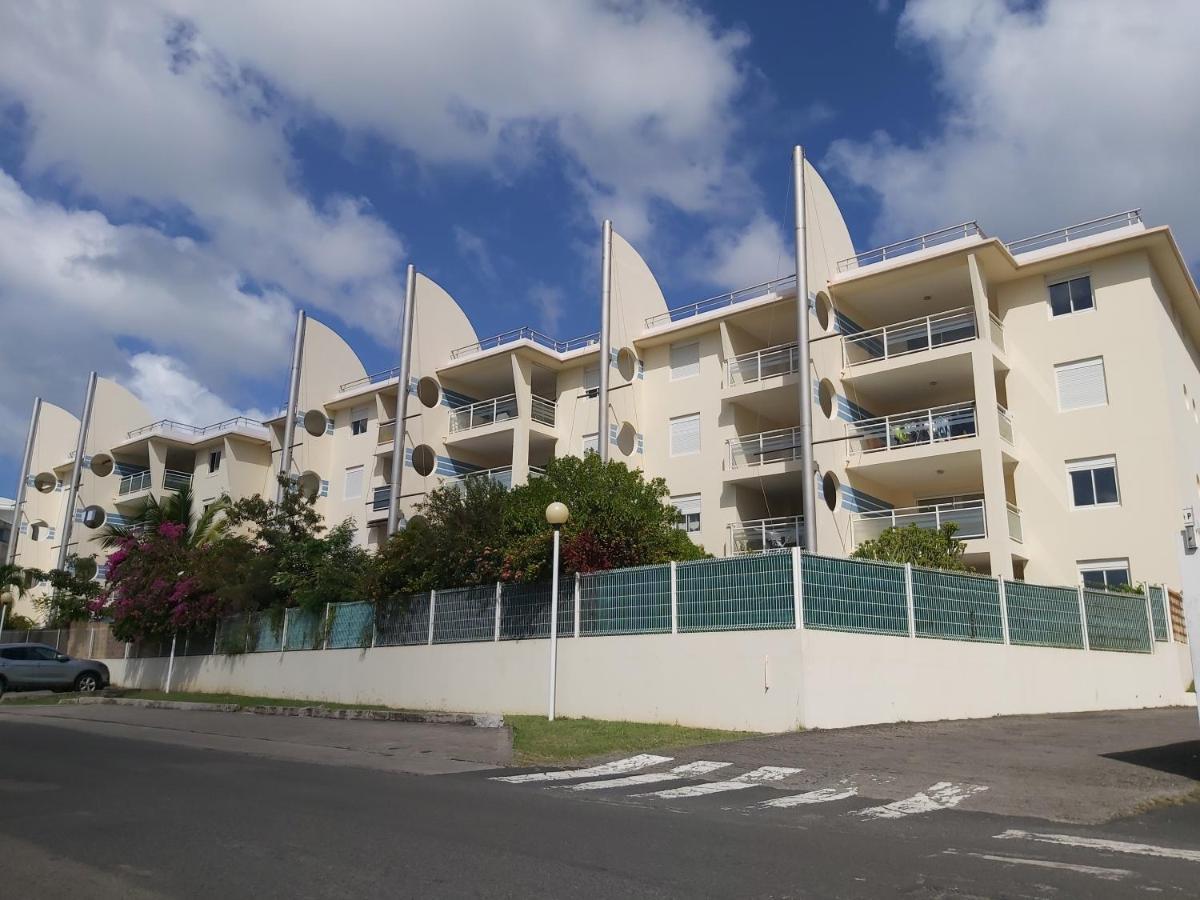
[8,159,1200,623]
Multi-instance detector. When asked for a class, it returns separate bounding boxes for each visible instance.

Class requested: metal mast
[57,373,97,570]
[6,397,41,565]
[388,264,417,535]
[597,219,613,461]
[278,310,307,503]
[793,146,817,551]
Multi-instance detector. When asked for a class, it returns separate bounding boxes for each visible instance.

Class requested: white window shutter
[670,342,700,379]
[1055,358,1107,411]
[672,494,701,516]
[583,366,600,391]
[343,466,363,500]
[582,432,598,454]
[670,414,701,455]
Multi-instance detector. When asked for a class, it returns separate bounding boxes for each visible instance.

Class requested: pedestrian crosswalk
[489,755,987,822]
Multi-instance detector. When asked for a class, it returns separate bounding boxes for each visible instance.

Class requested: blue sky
[1,0,1198,494]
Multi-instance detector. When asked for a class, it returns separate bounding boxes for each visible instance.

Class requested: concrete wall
[103,628,1194,733]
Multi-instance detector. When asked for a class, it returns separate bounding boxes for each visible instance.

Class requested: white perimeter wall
[102,629,1195,733]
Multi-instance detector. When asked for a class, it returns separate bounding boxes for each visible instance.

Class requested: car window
[28,647,61,661]
[0,647,29,660]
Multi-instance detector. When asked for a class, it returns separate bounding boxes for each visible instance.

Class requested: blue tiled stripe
[841,486,893,513]
[404,449,484,477]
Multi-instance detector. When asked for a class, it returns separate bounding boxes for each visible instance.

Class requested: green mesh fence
[285,609,323,650]
[579,564,671,635]
[1004,581,1084,648]
[327,601,374,649]
[498,581,574,641]
[801,553,906,635]
[1083,589,1152,653]
[375,592,432,646]
[911,567,1003,642]
[677,552,794,632]
[433,584,498,644]
[1148,585,1169,642]
[178,626,216,656]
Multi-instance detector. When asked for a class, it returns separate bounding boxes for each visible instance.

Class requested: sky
[1,0,1198,493]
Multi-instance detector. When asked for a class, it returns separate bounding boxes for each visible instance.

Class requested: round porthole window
[815,291,834,333]
[417,376,441,409]
[616,347,639,382]
[411,444,436,477]
[822,471,841,512]
[818,379,837,420]
[303,409,329,437]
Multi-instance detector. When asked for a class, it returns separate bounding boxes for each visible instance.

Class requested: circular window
[73,557,98,580]
[411,444,436,477]
[616,421,636,456]
[80,505,106,530]
[297,471,322,500]
[818,379,837,420]
[417,376,441,409]
[303,409,329,437]
[616,347,638,382]
[88,453,114,478]
[33,472,57,494]
[822,471,840,512]
[815,291,834,333]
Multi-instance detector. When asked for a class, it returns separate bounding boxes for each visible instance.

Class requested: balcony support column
[510,354,532,486]
[147,438,169,499]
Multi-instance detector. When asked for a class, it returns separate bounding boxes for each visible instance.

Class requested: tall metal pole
[6,397,41,565]
[597,219,613,461]
[793,146,817,552]
[547,525,561,720]
[388,264,417,535]
[58,372,97,570]
[277,310,307,503]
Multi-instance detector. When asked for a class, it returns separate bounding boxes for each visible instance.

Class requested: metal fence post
[1161,583,1174,643]
[322,603,331,650]
[1142,584,1156,651]
[213,619,221,655]
[88,624,96,659]
[997,575,1011,645]
[494,582,502,642]
[281,608,290,652]
[124,641,131,660]
[1076,585,1091,650]
[904,563,916,638]
[573,573,581,639]
[164,632,177,694]
[669,561,679,635]
[427,590,437,645]
[792,546,804,631]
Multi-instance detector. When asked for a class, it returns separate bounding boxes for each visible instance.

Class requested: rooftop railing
[450,327,600,361]
[126,417,266,440]
[339,367,402,393]
[837,223,985,273]
[726,342,799,386]
[851,499,987,545]
[846,402,977,455]
[729,515,805,555]
[645,274,798,329]
[1004,210,1142,255]
[843,307,976,367]
[727,426,803,470]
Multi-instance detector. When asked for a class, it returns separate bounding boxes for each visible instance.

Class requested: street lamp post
[545,501,569,721]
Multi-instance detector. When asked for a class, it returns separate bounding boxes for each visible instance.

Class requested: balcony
[163,470,193,491]
[447,394,556,433]
[646,274,797,329]
[997,405,1014,444]
[117,471,152,496]
[727,427,802,470]
[442,465,546,491]
[1007,502,1024,543]
[730,515,805,554]
[850,499,987,545]
[450,328,599,361]
[1005,210,1141,256]
[837,222,985,273]
[847,403,977,455]
[843,308,977,368]
[123,417,268,444]
[726,343,798,386]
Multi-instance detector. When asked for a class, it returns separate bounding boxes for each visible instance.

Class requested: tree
[34,559,103,628]
[850,523,969,571]
[101,482,230,549]
[0,563,34,604]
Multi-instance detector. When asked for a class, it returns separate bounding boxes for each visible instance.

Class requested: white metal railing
[727,426,803,469]
[531,395,556,427]
[851,499,987,545]
[1005,210,1142,256]
[842,307,977,367]
[837,223,985,273]
[340,367,402,393]
[997,405,1014,444]
[377,419,395,445]
[442,465,546,491]
[1007,502,1023,543]
[847,402,977,454]
[645,274,797,328]
[450,328,599,360]
[729,515,805,554]
[118,470,152,495]
[726,342,799,386]
[448,394,519,432]
[162,469,193,491]
[988,312,1005,351]
[126,417,265,440]
[371,485,390,512]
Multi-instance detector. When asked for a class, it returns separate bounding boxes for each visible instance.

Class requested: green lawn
[506,715,754,764]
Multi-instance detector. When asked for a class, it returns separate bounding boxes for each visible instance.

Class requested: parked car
[0,643,110,696]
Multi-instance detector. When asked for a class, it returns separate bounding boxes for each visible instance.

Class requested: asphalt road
[2,709,1199,898]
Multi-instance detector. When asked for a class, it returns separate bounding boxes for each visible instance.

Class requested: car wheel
[74,672,100,693]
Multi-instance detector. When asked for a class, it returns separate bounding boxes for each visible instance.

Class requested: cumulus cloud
[700,212,792,291]
[825,0,1200,260]
[453,227,498,281]
[122,353,269,425]
[528,283,566,336]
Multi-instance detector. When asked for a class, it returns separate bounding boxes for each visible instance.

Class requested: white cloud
[826,0,1200,260]
[701,212,792,291]
[453,227,497,281]
[529,283,566,335]
[122,353,268,425]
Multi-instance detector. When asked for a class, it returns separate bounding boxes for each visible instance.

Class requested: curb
[61,696,504,728]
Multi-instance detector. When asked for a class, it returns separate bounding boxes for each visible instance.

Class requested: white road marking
[566,761,732,791]
[995,829,1200,864]
[942,849,1131,881]
[756,786,859,809]
[637,766,802,799]
[491,754,672,784]
[857,782,988,820]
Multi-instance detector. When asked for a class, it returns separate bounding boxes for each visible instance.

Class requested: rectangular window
[350,405,370,436]
[1049,275,1094,317]
[583,365,600,394]
[1055,357,1107,411]
[669,413,701,456]
[1078,558,1131,590]
[208,449,222,473]
[1067,455,1120,508]
[671,494,701,533]
[670,341,700,380]
[582,432,598,455]
[343,465,363,501]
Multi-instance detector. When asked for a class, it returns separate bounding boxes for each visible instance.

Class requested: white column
[670,561,679,635]
[1142,584,1156,652]
[1077,585,1091,650]
[281,608,290,652]
[164,633,177,694]
[427,590,437,646]
[1161,583,1173,643]
[792,546,804,631]
[573,572,581,639]
[997,575,1011,645]
[494,582,503,642]
[904,563,916,638]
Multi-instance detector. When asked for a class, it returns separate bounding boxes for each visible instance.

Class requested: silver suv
[0,643,110,695]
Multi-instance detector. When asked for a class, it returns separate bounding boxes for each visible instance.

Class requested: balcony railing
[730,515,805,554]
[1007,502,1023,543]
[531,395,556,427]
[377,419,396,446]
[447,395,556,433]
[340,367,402,393]
[843,307,977,367]
[450,328,599,360]
[1005,210,1142,256]
[726,342,799,386]
[997,405,1014,444]
[851,499,987,545]
[442,465,546,491]
[118,471,152,495]
[846,402,977,454]
[126,417,266,440]
[645,274,797,329]
[988,312,1005,352]
[163,469,193,491]
[837,223,985,273]
[727,426,802,469]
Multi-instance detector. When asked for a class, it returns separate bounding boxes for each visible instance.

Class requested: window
[1067,456,1120,508]
[343,465,364,501]
[670,341,700,380]
[671,494,701,533]
[1049,275,1094,317]
[350,405,370,436]
[1055,357,1107,411]
[669,413,701,456]
[1079,559,1131,590]
[208,449,222,473]
[29,646,60,661]
[583,365,600,395]
[582,432,598,455]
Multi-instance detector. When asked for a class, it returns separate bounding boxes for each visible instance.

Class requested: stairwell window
[1055,357,1107,411]
[1067,456,1120,508]
[669,413,701,457]
[1078,558,1131,590]
[350,405,370,436]
[670,341,700,380]
[671,494,701,533]
[343,465,363,501]
[1048,274,1094,317]
[208,449,222,473]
